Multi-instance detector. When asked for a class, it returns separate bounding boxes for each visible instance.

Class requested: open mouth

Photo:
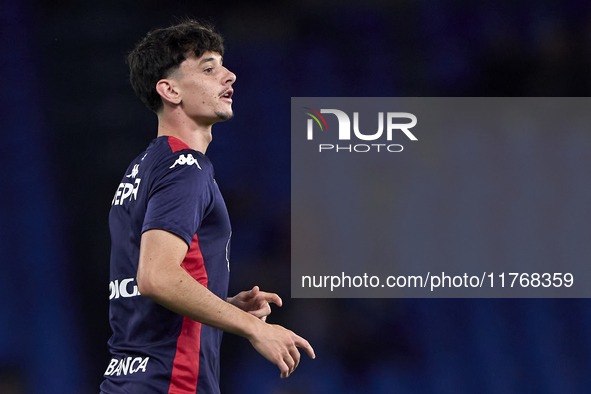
[221,89,233,100]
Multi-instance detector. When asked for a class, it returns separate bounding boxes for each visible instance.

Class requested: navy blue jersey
[100,136,231,394]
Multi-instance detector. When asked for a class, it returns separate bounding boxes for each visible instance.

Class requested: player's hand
[248,323,315,378]
[228,286,282,322]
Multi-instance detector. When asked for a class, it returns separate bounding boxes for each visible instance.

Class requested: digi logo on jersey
[109,278,140,299]
[303,107,417,153]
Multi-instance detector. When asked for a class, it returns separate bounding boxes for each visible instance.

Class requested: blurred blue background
[1,0,591,392]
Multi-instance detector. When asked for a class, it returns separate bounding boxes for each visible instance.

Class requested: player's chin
[215,110,234,122]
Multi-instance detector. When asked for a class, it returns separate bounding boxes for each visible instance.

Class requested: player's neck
[157,110,212,154]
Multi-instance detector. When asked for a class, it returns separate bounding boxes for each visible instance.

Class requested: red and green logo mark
[303,107,329,131]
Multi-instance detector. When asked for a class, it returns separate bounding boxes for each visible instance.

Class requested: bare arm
[136,229,315,378]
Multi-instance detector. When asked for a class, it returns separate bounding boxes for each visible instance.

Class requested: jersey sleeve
[142,157,212,246]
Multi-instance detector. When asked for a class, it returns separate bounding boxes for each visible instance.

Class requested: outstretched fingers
[249,323,314,379]
[247,289,282,320]
[277,357,291,379]
[280,333,314,378]
[256,290,282,308]
[279,347,299,379]
[246,285,282,307]
[295,335,316,360]
[266,292,283,307]
[288,344,301,372]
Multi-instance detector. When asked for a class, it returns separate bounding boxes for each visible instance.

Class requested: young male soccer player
[100,20,315,393]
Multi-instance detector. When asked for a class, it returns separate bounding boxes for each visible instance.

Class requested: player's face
[175,51,236,124]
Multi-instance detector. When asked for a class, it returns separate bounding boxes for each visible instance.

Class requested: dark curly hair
[127,20,225,113]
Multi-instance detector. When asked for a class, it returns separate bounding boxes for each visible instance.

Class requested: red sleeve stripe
[168,234,208,393]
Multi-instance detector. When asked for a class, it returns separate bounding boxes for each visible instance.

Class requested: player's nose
[223,67,236,85]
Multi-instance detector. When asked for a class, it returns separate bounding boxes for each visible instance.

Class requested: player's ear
[156,79,181,106]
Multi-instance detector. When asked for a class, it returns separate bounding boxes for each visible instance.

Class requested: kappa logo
[126,164,140,179]
[170,154,202,169]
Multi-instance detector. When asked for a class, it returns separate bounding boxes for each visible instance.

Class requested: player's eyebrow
[199,56,223,65]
